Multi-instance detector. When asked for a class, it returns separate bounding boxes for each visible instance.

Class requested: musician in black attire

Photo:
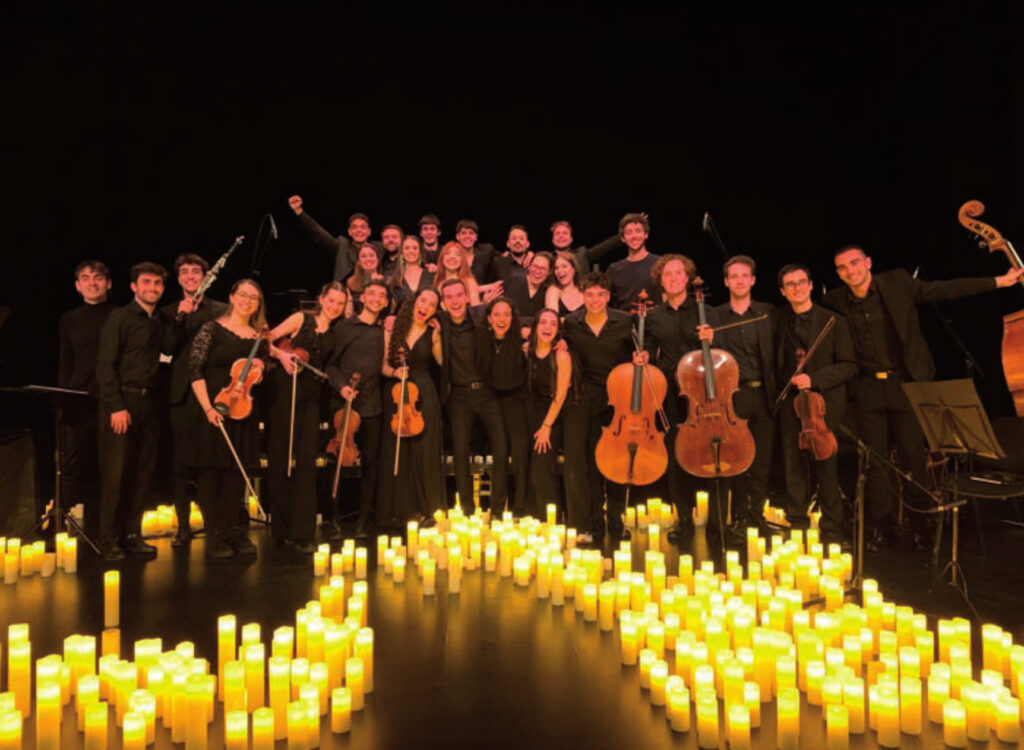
[58,260,115,540]
[454,219,499,286]
[824,245,1023,549]
[775,265,857,545]
[643,255,712,543]
[379,225,404,278]
[159,253,227,546]
[550,220,623,274]
[288,195,382,282]
[503,252,552,321]
[709,255,777,539]
[607,213,660,310]
[419,214,442,267]
[95,262,178,561]
[476,298,530,516]
[561,272,639,539]
[264,282,346,554]
[492,225,534,283]
[327,281,389,538]
[439,278,510,515]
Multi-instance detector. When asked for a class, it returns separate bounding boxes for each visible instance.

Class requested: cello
[674,281,755,477]
[958,200,1024,417]
[594,291,669,488]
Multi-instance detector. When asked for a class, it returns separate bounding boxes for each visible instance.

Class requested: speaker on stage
[0,429,39,537]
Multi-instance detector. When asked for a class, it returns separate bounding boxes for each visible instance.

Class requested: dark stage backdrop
[2,5,1022,496]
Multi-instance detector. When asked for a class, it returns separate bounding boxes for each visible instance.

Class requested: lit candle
[104,570,120,628]
[267,657,289,738]
[83,701,107,750]
[290,659,310,701]
[287,700,306,749]
[342,543,355,573]
[251,707,274,750]
[314,551,328,577]
[77,673,100,731]
[666,679,690,732]
[3,552,17,584]
[899,676,922,735]
[355,548,367,579]
[393,555,406,582]
[310,663,329,715]
[695,690,719,749]
[224,709,248,750]
[40,552,56,577]
[943,699,967,748]
[331,687,351,733]
[728,704,751,750]
[874,684,900,748]
[621,621,639,666]
[995,695,1020,743]
[582,583,598,623]
[806,660,825,706]
[377,535,389,565]
[244,644,265,711]
[8,639,30,717]
[694,491,708,526]
[638,649,654,690]
[345,657,364,711]
[826,703,849,750]
[448,545,462,594]
[185,675,209,750]
[217,615,236,701]
[123,711,146,750]
[961,682,990,742]
[422,558,436,596]
[299,684,320,746]
[777,686,800,750]
[355,629,374,694]
[36,680,61,750]
[550,557,564,606]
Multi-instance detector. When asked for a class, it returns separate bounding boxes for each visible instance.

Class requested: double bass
[594,291,669,487]
[675,282,755,477]
[958,200,1024,417]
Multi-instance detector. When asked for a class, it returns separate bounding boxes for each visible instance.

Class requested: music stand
[901,379,1005,605]
[0,385,101,554]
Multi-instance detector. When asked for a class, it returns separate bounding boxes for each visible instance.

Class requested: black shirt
[714,304,764,382]
[58,301,116,394]
[781,309,814,376]
[328,316,385,417]
[159,296,228,404]
[644,296,701,378]
[493,254,531,284]
[845,284,907,375]
[503,273,549,320]
[95,300,170,414]
[449,316,482,386]
[561,308,634,405]
[608,253,661,310]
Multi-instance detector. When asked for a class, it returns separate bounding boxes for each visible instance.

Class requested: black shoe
[354,518,371,540]
[667,518,695,544]
[321,520,343,542]
[294,541,316,555]
[171,528,192,547]
[122,534,157,558]
[100,540,126,562]
[205,534,235,559]
[227,528,256,556]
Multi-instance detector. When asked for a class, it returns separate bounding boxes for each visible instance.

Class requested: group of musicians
[57,201,1024,563]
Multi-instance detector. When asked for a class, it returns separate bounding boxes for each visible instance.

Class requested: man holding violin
[774,264,856,546]
[327,281,389,538]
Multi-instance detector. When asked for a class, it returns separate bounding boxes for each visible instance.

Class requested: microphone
[702,212,710,233]
[268,213,279,240]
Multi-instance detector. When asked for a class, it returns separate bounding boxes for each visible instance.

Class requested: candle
[961,682,990,742]
[621,621,639,666]
[943,699,967,747]
[550,557,564,606]
[874,683,900,748]
[355,548,367,579]
[423,558,436,596]
[777,686,800,750]
[695,690,719,749]
[667,680,690,732]
[245,644,265,711]
[104,570,120,628]
[185,675,208,750]
[3,552,17,583]
[224,709,248,750]
[287,700,306,749]
[331,687,351,733]
[825,703,849,750]
[217,615,236,701]
[649,659,668,705]
[995,695,1020,743]
[83,701,107,750]
[728,704,751,750]
[123,711,146,750]
[36,680,61,750]
[345,657,364,711]
[266,657,288,739]
[77,673,100,730]
[8,639,30,717]
[377,535,389,565]
[806,660,825,706]
[224,661,247,714]
[314,551,328,577]
[598,581,616,632]
[355,629,374,694]
[449,545,462,594]
[291,659,310,701]
[299,684,320,746]
[310,662,329,715]
[843,677,864,733]
[694,491,708,526]
[393,555,406,582]
[101,628,120,659]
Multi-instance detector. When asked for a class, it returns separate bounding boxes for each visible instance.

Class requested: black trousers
[98,391,160,543]
[448,385,508,514]
[353,415,382,525]
[168,398,200,530]
[266,372,321,544]
[778,400,842,531]
[852,377,931,530]
[497,390,530,516]
[728,384,774,524]
[559,400,592,531]
[60,396,101,539]
[196,467,245,537]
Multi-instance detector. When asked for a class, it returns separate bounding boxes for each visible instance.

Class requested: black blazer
[159,297,228,405]
[773,303,857,428]
[709,299,778,399]
[438,304,488,404]
[296,210,384,282]
[822,269,995,382]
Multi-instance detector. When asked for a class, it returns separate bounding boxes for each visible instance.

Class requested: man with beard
[287,195,382,281]
[493,225,535,283]
[550,220,623,274]
[607,213,661,309]
[418,214,442,268]
[379,224,404,278]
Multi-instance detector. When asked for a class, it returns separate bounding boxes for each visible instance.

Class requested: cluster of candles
[139,505,198,538]
[0,548,373,748]
[380,502,1022,749]
[2,534,77,584]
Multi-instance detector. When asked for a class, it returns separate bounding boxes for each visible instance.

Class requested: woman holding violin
[325,280,390,538]
[775,264,857,544]
[378,287,444,525]
[187,279,269,559]
[263,281,347,553]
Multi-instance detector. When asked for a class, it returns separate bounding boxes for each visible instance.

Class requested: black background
[3,4,1022,436]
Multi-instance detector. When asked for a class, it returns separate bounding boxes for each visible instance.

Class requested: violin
[214,333,265,420]
[958,200,1024,417]
[675,282,755,477]
[275,337,309,366]
[391,349,425,475]
[329,373,361,499]
[594,291,669,486]
[793,350,838,461]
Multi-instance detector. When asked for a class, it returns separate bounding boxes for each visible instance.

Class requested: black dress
[391,269,435,311]
[377,330,445,524]
[266,314,337,544]
[186,321,267,535]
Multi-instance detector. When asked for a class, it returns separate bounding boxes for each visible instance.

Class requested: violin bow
[216,421,264,515]
[773,317,836,413]
[332,373,360,500]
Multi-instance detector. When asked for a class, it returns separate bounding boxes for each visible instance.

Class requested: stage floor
[3,514,1023,749]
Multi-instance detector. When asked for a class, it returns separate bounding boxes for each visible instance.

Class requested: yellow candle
[299,684,320,746]
[826,702,849,750]
[123,711,146,750]
[621,621,639,666]
[104,570,120,628]
[961,682,990,742]
[268,656,289,739]
[217,616,236,701]
[448,546,462,594]
[101,628,120,659]
[286,700,306,749]
[926,676,948,723]
[245,644,265,711]
[224,661,247,715]
[806,660,825,706]
[252,707,275,750]
[422,558,436,596]
[355,548,367,579]
[77,673,100,730]
[899,676,921,735]
[224,709,248,750]
[185,675,208,750]
[666,680,690,732]
[649,660,668,706]
[695,690,719,749]
[345,658,364,711]
[550,557,565,606]
[581,582,598,622]
[341,542,355,573]
[84,701,108,750]
[598,582,616,632]
[995,695,1020,743]
[728,703,751,750]
[310,663,329,715]
[331,687,351,733]
[313,551,328,577]
[393,555,406,582]
[943,699,967,747]
[3,553,17,584]
[8,639,30,717]
[694,491,708,526]
[874,684,900,748]
[355,629,374,694]
[35,680,61,750]
[777,686,800,750]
